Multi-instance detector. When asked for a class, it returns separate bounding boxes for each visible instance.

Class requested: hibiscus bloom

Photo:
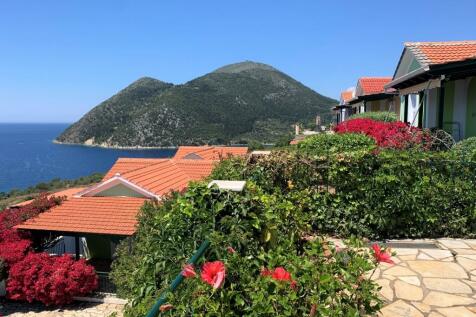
[182,263,196,278]
[271,267,292,281]
[201,261,226,289]
[262,267,297,289]
[372,244,394,264]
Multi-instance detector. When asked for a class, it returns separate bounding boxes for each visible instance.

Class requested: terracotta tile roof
[11,187,87,207]
[15,147,247,236]
[340,91,354,103]
[174,146,248,160]
[358,77,392,95]
[103,158,169,180]
[15,197,147,236]
[405,41,476,66]
[100,159,216,196]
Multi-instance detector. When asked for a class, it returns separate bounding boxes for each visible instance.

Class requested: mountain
[57,61,337,147]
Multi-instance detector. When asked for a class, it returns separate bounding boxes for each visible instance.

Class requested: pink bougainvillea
[0,194,98,305]
[7,252,98,305]
[334,118,430,149]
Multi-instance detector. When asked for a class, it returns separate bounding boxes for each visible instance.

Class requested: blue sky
[1,1,475,123]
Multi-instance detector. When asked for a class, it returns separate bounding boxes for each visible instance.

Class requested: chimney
[295,124,300,136]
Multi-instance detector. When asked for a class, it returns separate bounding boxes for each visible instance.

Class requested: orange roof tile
[100,158,216,196]
[174,146,248,160]
[406,41,476,66]
[103,158,169,180]
[340,91,354,103]
[15,197,147,235]
[358,77,392,95]
[11,187,87,207]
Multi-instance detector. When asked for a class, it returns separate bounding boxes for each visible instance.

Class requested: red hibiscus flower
[271,267,292,281]
[262,267,297,289]
[372,244,394,264]
[201,261,226,289]
[182,264,196,278]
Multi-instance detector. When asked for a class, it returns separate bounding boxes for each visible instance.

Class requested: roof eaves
[384,66,429,89]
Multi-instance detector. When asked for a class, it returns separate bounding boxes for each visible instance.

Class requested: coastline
[52,139,178,150]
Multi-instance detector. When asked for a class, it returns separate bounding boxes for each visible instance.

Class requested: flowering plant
[6,252,98,305]
[334,118,430,149]
[0,194,98,305]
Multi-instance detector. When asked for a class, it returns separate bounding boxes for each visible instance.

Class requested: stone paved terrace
[376,238,476,317]
[0,300,124,317]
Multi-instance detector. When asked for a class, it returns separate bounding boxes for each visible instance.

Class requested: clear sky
[1,1,475,123]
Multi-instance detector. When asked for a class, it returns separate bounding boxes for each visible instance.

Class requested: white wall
[407,94,420,126]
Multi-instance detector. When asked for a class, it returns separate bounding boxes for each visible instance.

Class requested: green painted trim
[443,81,455,126]
[466,78,476,138]
[400,96,405,121]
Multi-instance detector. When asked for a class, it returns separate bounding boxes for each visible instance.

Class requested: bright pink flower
[226,246,236,254]
[372,244,394,264]
[201,261,226,289]
[181,264,196,278]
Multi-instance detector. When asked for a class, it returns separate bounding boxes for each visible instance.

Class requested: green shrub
[297,133,376,156]
[349,111,398,122]
[111,183,381,316]
[451,137,476,160]
[241,149,476,239]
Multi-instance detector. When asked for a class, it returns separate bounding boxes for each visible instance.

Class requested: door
[466,78,476,138]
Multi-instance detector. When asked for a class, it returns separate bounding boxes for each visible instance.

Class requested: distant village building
[347,77,399,116]
[333,88,355,124]
[385,41,476,140]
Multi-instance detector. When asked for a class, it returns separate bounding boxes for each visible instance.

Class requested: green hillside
[57,61,337,147]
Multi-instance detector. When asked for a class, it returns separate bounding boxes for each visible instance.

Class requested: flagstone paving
[0,300,124,317]
[377,238,476,317]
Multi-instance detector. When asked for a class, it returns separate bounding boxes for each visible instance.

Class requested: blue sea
[0,123,176,193]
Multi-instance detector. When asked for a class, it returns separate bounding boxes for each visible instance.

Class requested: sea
[0,123,176,193]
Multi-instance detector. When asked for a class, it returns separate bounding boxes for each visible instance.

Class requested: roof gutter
[384,66,429,90]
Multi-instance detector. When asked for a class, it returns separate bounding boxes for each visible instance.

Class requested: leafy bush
[297,133,376,155]
[7,253,98,305]
[349,111,397,122]
[111,184,382,316]
[335,118,430,149]
[452,136,476,160]
[239,149,476,239]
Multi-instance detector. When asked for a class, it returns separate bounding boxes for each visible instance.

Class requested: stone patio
[0,300,124,317]
[376,238,476,317]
